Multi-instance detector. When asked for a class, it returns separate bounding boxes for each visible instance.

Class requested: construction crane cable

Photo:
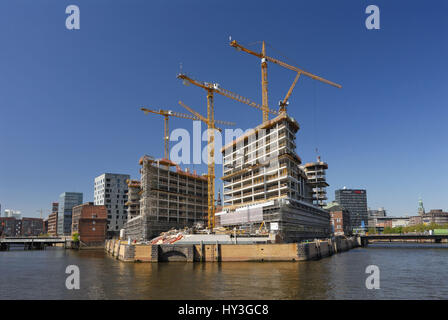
[265,42,303,70]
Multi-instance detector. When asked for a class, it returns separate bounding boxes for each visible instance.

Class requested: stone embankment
[105,236,362,262]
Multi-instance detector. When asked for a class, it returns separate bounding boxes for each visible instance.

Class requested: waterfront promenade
[363,234,448,244]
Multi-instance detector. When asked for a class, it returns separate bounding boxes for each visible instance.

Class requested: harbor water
[1,243,448,299]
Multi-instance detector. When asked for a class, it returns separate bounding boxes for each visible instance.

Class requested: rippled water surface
[1,243,448,299]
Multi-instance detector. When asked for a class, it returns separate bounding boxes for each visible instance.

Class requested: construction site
[119,38,347,255]
[124,156,208,241]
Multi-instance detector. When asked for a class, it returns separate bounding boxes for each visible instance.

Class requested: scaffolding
[218,113,331,242]
[301,157,329,208]
[124,155,208,241]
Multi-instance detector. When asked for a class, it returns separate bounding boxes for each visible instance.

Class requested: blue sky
[0,0,446,218]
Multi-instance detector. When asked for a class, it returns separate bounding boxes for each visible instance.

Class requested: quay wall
[105,236,361,263]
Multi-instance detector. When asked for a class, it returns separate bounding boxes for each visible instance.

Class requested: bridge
[362,234,448,245]
[0,237,69,250]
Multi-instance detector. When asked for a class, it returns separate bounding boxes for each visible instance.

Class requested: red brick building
[0,217,22,237]
[72,203,107,245]
[21,218,44,236]
[325,202,352,236]
[47,212,58,236]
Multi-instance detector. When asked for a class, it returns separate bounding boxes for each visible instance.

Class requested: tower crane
[177,73,276,229]
[141,107,235,161]
[141,107,199,160]
[229,39,342,118]
[178,100,235,229]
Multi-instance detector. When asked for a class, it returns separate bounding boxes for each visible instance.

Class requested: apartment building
[218,113,331,242]
[94,173,130,236]
[124,156,207,241]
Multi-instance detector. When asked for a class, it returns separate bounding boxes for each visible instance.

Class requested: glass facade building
[335,189,368,230]
[57,192,83,235]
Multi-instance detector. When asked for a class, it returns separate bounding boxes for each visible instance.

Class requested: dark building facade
[57,192,83,235]
[0,218,22,237]
[335,189,368,231]
[0,217,44,237]
[21,218,44,236]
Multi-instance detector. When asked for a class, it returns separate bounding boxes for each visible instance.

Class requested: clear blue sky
[0,0,447,218]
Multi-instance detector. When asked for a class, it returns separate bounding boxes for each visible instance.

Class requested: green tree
[72,232,80,242]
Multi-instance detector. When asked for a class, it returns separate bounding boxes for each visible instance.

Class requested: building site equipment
[178,100,235,229]
[176,99,234,229]
[141,107,237,161]
[177,73,277,230]
[141,108,200,160]
[229,39,342,119]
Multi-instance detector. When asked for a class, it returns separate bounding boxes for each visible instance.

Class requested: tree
[72,233,80,242]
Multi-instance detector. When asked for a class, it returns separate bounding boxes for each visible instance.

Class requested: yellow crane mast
[229,39,342,117]
[178,100,235,229]
[177,73,277,229]
[141,107,199,160]
[141,105,235,230]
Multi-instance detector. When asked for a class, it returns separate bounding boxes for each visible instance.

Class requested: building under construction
[301,157,329,208]
[126,179,141,220]
[124,156,208,241]
[216,113,331,242]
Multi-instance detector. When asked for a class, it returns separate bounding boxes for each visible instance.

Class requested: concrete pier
[105,236,361,262]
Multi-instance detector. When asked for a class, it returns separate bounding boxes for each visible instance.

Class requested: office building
[21,218,44,236]
[94,173,130,236]
[391,217,410,228]
[422,209,448,225]
[368,207,387,229]
[368,207,386,218]
[409,215,422,226]
[335,188,368,231]
[0,217,22,237]
[4,209,22,220]
[57,192,83,235]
